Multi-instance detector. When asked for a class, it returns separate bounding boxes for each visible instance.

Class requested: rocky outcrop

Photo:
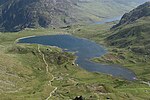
[0,0,78,32]
[113,1,150,28]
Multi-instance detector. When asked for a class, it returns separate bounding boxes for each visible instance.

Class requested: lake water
[94,16,122,24]
[18,35,136,80]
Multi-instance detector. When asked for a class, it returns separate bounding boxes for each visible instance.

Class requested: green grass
[71,17,150,80]
[76,0,141,22]
[0,27,150,99]
[70,21,150,99]
[69,21,117,43]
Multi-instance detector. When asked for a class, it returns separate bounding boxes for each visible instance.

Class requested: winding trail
[72,27,81,34]
[37,45,58,100]
[38,45,49,72]
[14,35,36,44]
[141,81,150,87]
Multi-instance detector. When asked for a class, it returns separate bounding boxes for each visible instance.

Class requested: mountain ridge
[113,1,150,28]
[107,1,150,55]
[0,0,78,32]
[0,0,149,32]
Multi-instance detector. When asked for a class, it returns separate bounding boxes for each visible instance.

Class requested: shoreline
[14,32,69,44]
[17,34,137,81]
[14,35,36,44]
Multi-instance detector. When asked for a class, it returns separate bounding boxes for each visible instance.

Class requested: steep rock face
[0,0,149,32]
[113,1,150,28]
[0,0,7,5]
[76,0,149,23]
[0,0,78,31]
[107,2,150,55]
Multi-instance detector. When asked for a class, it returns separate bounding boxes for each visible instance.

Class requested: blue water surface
[18,35,136,80]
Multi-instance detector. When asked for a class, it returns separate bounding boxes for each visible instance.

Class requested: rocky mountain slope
[0,0,80,32]
[113,1,150,28]
[107,1,150,55]
[0,0,149,32]
[77,0,150,20]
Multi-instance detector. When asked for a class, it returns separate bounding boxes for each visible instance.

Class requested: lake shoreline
[18,34,136,81]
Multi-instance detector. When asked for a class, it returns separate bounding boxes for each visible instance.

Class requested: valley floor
[0,26,150,99]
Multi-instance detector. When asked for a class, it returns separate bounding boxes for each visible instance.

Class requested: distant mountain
[0,0,79,32]
[107,2,150,55]
[77,0,150,19]
[113,1,150,28]
[0,0,149,32]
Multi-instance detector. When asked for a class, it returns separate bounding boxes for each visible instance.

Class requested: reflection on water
[18,35,136,80]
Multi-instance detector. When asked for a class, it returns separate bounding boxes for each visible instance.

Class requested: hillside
[0,1,150,99]
[0,27,150,100]
[107,1,150,55]
[0,0,149,32]
[0,0,78,32]
[76,0,150,21]
[71,1,150,81]
[113,1,150,28]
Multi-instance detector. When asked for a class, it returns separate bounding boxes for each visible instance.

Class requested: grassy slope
[101,17,150,81]
[0,28,149,99]
[70,21,150,99]
[71,17,150,80]
[76,0,142,22]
